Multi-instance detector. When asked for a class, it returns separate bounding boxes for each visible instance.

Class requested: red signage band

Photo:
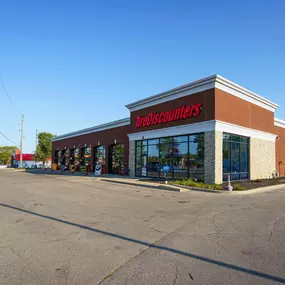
[135,103,203,128]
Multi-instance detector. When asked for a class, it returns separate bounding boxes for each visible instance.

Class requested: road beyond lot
[0,172,285,285]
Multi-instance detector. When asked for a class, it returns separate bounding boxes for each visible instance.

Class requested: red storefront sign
[135,103,203,128]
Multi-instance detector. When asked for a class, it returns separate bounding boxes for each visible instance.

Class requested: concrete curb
[0,168,26,172]
[171,184,225,194]
[230,183,285,195]
[99,179,181,192]
[172,183,285,194]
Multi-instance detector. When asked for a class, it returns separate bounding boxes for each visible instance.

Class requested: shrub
[233,184,246,191]
[171,179,223,190]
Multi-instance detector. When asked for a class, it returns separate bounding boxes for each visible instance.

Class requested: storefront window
[173,141,188,179]
[135,133,205,180]
[61,150,67,166]
[83,147,91,168]
[148,139,159,145]
[65,149,70,167]
[159,142,173,179]
[110,144,124,175]
[223,133,249,181]
[57,151,62,167]
[160,137,173,144]
[69,149,75,171]
[95,146,106,165]
[174,136,188,143]
[74,148,80,171]
[147,144,159,177]
[54,150,59,164]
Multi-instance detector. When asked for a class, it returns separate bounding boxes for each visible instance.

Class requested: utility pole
[35,129,38,167]
[19,114,24,168]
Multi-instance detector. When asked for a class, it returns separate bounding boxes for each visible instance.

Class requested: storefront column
[204,131,223,184]
[129,141,135,177]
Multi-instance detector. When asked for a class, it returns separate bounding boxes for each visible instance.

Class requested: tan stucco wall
[250,138,276,180]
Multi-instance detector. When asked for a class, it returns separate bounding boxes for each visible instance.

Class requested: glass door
[94,146,106,174]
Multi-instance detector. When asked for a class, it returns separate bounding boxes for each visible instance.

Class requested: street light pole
[35,129,38,167]
[19,114,24,168]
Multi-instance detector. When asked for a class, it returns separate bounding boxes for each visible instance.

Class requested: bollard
[225,174,233,191]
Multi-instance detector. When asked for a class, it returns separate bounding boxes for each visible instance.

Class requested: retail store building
[52,75,285,183]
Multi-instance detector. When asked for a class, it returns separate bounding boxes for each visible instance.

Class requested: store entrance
[108,144,124,175]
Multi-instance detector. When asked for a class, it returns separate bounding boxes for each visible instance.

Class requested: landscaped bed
[139,177,285,191]
[229,177,285,190]
[172,177,285,191]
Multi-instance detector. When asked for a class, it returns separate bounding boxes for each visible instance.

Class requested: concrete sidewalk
[99,177,184,192]
[24,169,184,192]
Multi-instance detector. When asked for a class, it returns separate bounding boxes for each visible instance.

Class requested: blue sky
[0,0,284,152]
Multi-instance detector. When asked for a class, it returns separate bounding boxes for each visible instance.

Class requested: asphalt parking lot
[0,171,285,285]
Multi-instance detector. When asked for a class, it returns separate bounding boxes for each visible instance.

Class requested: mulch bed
[138,178,168,185]
[228,177,285,190]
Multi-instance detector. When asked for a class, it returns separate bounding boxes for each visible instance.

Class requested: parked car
[146,162,160,171]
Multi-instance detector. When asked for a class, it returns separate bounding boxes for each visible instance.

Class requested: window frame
[222,133,250,181]
[135,133,205,180]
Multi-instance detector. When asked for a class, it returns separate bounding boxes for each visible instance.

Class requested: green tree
[0,146,17,165]
[35,132,55,167]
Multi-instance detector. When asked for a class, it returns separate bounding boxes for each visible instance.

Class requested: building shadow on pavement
[1,203,284,284]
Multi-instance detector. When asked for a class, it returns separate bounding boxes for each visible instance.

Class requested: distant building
[12,154,52,168]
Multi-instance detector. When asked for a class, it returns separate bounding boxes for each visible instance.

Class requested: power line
[0,131,20,147]
[0,76,13,107]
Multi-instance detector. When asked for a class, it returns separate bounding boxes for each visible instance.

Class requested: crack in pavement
[173,263,178,285]
[269,213,285,240]
[96,214,204,285]
[211,213,222,235]
[21,260,33,274]
[246,202,257,209]
[0,245,20,258]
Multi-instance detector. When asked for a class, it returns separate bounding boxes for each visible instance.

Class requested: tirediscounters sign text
[135,103,202,128]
